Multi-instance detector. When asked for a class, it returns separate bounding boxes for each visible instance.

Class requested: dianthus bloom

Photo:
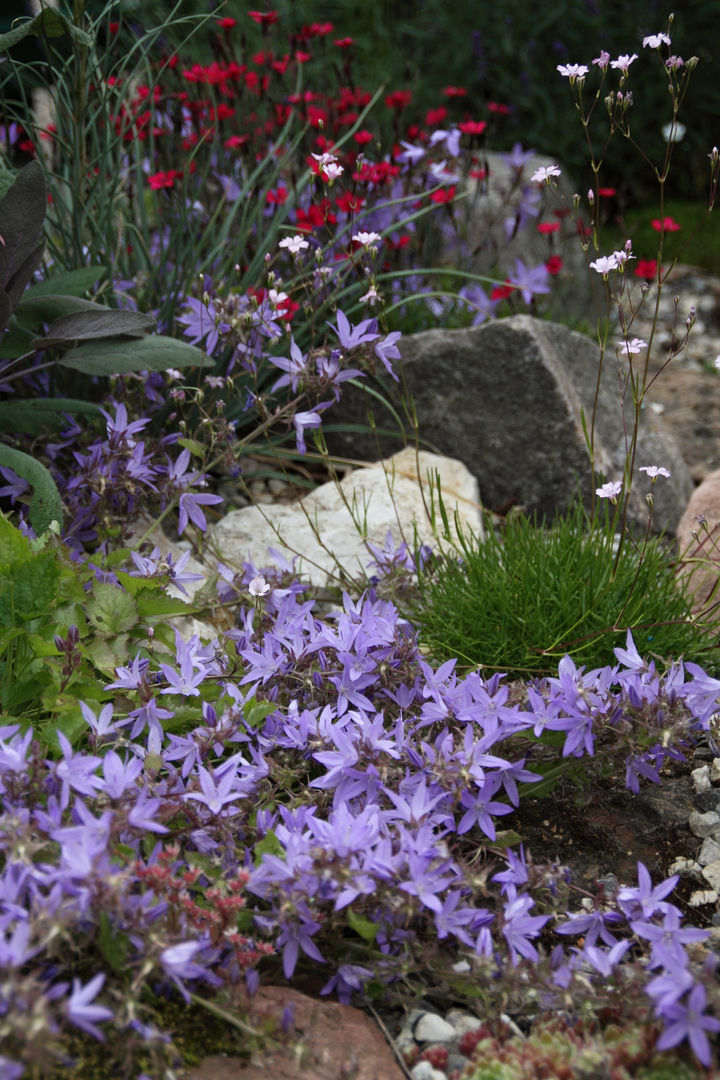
[530,164,561,183]
[557,64,589,79]
[640,465,671,480]
[610,53,638,73]
[596,480,623,501]
[643,32,671,49]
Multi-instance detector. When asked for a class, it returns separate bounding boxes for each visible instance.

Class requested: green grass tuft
[405,499,720,676]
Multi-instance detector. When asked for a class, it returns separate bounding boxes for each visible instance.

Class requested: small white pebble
[692,764,712,793]
[689,889,718,907]
[699,837,720,867]
[413,1012,457,1043]
[669,856,703,878]
[701,859,720,892]
[411,1063,445,1080]
[689,810,720,837]
[711,758,720,783]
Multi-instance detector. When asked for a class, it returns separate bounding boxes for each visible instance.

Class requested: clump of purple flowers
[2,539,720,1075]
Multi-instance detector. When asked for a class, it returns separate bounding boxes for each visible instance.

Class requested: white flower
[596,480,623,501]
[610,53,638,73]
[557,64,589,79]
[643,33,671,49]
[612,246,635,266]
[323,163,344,182]
[640,465,671,480]
[279,236,309,255]
[593,50,610,69]
[267,288,289,308]
[248,575,270,597]
[359,285,380,305]
[352,231,382,247]
[661,121,686,143]
[617,337,647,356]
[311,151,338,167]
[589,254,619,276]
[530,164,562,183]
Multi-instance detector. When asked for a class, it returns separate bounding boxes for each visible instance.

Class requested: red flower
[443,85,467,97]
[148,169,183,189]
[488,101,510,114]
[333,37,355,48]
[353,129,374,145]
[296,50,311,63]
[635,259,660,279]
[385,90,412,110]
[108,20,119,34]
[651,216,681,232]
[266,186,288,205]
[225,135,249,149]
[248,11,279,25]
[491,281,516,300]
[459,120,487,135]
[537,221,560,234]
[307,105,328,127]
[217,17,236,28]
[335,191,365,213]
[546,256,563,275]
[430,185,456,204]
[302,22,334,36]
[597,187,616,197]
[426,106,447,126]
[276,296,299,322]
[469,167,487,180]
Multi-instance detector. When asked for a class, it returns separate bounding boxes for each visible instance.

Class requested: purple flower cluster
[2,542,719,1073]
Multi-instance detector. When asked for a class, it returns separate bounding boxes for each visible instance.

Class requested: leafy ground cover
[2,4,720,1078]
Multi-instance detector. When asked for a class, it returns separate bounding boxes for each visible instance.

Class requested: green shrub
[405,499,720,676]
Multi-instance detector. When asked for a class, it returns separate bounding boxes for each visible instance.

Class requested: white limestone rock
[207,448,483,589]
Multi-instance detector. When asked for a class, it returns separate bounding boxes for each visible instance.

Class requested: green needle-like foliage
[406,499,720,676]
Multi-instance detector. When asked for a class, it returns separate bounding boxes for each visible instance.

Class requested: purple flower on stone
[178,491,223,535]
[374,332,401,381]
[616,861,679,921]
[330,309,380,350]
[293,403,331,455]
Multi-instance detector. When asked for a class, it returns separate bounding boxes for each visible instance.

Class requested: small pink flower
[643,32,671,49]
[248,575,270,597]
[596,480,623,502]
[530,164,561,183]
[617,338,647,356]
[593,50,611,69]
[589,255,619,277]
[557,64,589,80]
[610,53,638,74]
[640,465,671,480]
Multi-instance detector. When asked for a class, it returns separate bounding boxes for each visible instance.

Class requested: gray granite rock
[326,316,692,534]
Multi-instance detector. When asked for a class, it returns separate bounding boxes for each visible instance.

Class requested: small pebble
[689,889,719,907]
[693,789,720,813]
[699,837,720,867]
[688,810,720,837]
[411,1062,446,1080]
[702,860,720,892]
[712,758,720,783]
[669,856,703,879]
[413,1012,457,1043]
[692,764,712,793]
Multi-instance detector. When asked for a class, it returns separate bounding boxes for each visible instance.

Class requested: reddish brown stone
[182,986,406,1080]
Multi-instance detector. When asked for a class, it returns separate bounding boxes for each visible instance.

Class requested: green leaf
[0,550,59,626]
[0,398,102,435]
[0,511,30,564]
[85,634,131,676]
[346,907,379,944]
[33,309,156,348]
[22,267,106,300]
[99,912,129,975]
[253,830,284,862]
[243,697,276,728]
[0,8,92,52]
[85,583,138,636]
[0,446,63,535]
[16,295,109,324]
[178,438,206,458]
[59,334,214,375]
[0,318,35,357]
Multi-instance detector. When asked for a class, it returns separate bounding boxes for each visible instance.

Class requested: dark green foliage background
[106,0,718,205]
